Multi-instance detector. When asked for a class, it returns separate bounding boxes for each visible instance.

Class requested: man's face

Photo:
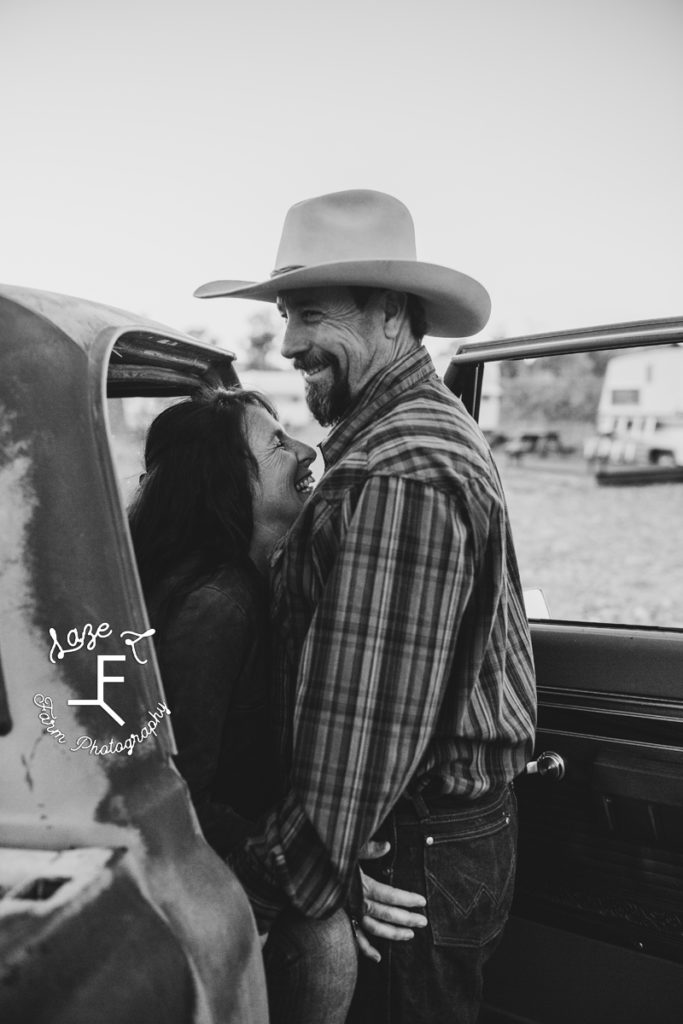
[278,286,387,426]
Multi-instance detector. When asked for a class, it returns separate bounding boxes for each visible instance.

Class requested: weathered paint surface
[0,286,268,1023]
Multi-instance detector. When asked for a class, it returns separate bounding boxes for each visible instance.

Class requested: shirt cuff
[227,846,285,933]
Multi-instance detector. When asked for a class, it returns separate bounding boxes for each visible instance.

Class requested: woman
[128,387,357,1024]
[128,387,316,855]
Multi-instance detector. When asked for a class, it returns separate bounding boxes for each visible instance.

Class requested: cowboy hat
[194,189,490,337]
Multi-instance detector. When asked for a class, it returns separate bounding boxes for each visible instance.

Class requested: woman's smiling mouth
[295,471,315,495]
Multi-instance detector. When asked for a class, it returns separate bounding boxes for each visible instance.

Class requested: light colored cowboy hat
[194,189,490,337]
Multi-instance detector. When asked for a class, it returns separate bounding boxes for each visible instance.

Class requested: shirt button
[425,836,434,846]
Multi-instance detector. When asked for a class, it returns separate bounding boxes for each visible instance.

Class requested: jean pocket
[424,794,517,949]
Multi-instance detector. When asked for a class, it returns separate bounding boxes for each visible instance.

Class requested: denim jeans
[263,906,358,1024]
[348,785,518,1024]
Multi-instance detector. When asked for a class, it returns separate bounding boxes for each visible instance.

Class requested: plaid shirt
[234,345,536,926]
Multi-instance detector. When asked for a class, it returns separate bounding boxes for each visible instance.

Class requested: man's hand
[355,841,428,962]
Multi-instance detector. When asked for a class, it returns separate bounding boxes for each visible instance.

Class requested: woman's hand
[354,841,428,962]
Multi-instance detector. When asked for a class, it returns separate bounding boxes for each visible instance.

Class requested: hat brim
[193,260,490,338]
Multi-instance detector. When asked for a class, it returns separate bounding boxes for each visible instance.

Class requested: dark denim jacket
[151,560,277,857]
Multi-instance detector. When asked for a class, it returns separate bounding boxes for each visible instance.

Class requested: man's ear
[382,290,408,339]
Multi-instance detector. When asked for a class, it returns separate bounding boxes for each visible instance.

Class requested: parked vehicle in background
[584,342,683,483]
[0,285,268,1024]
[447,316,683,1024]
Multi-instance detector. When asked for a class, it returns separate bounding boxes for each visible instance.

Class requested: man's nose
[280,321,305,361]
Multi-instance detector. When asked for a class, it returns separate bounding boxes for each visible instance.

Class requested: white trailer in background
[585,344,683,468]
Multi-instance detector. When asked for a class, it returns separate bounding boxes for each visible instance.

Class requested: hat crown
[274,189,417,271]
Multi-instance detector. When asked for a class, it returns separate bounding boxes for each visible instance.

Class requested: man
[195,190,536,1023]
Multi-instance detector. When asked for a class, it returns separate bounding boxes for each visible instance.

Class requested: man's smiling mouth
[294,355,334,381]
[302,366,328,382]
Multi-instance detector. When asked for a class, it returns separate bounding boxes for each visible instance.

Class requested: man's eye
[302,310,322,323]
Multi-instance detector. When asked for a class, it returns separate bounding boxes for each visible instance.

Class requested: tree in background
[186,327,223,348]
[500,351,610,425]
[243,309,282,370]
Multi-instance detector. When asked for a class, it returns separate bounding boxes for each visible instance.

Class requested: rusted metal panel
[0,286,267,1023]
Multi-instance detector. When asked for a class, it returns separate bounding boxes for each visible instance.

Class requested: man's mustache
[293,352,337,374]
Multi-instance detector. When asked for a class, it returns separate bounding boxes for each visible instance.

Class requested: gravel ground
[497,454,683,628]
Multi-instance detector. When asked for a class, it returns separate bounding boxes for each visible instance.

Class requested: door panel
[483,917,683,1024]
[448,323,683,1022]
[481,621,683,1022]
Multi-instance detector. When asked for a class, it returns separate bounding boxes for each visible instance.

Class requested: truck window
[487,344,683,628]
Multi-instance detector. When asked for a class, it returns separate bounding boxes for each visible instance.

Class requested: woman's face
[244,404,317,539]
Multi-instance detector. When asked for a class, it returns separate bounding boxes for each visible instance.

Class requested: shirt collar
[320,346,436,468]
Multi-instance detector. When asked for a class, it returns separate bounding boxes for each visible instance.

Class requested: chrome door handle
[525,751,566,781]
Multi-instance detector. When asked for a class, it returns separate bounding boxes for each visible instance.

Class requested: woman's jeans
[263,906,358,1024]
[348,784,518,1024]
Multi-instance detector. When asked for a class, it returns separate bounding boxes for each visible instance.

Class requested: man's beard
[299,356,351,427]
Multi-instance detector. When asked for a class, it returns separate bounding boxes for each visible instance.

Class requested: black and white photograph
[1,1,682,1022]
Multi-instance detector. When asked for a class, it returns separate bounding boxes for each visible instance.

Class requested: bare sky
[2,0,681,354]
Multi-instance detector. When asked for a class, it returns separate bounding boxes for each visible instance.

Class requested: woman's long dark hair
[128,387,275,628]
